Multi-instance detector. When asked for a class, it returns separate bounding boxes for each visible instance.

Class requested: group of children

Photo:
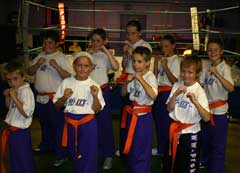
[0,19,234,173]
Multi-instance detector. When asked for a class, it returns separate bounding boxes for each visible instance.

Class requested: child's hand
[37,57,46,65]
[154,55,162,64]
[208,66,218,76]
[64,88,73,98]
[134,72,143,81]
[100,45,107,53]
[123,42,130,53]
[3,89,10,97]
[127,74,134,82]
[174,86,187,96]
[161,58,168,68]
[9,88,18,99]
[90,85,99,96]
[49,59,59,68]
[186,92,198,104]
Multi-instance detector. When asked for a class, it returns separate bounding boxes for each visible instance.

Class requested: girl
[117,19,152,83]
[152,34,181,156]
[166,55,210,173]
[200,37,234,173]
[1,62,35,173]
[121,46,158,173]
[53,52,105,173]
[88,28,119,169]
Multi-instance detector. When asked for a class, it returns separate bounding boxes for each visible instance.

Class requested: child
[27,30,73,166]
[88,28,119,169]
[53,52,105,173]
[166,55,210,173]
[200,37,234,173]
[121,46,158,173]
[117,19,152,83]
[152,34,181,156]
[1,62,35,173]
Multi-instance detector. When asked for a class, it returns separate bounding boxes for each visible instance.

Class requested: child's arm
[49,59,71,79]
[3,89,11,108]
[90,85,102,113]
[153,55,161,76]
[122,42,133,69]
[27,57,46,75]
[8,88,28,117]
[121,74,133,96]
[54,88,73,110]
[135,73,157,100]
[101,45,119,71]
[161,59,178,84]
[187,92,210,122]
[209,66,234,92]
[167,86,186,112]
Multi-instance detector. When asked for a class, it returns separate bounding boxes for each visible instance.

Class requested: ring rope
[25,0,239,15]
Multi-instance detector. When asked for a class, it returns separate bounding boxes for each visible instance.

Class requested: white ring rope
[25,0,239,15]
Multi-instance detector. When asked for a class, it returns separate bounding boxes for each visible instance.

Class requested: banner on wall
[58,2,66,43]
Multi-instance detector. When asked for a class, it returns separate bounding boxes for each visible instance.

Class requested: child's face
[43,38,59,54]
[180,65,197,86]
[162,39,175,56]
[207,43,223,62]
[6,72,25,89]
[73,57,93,80]
[132,53,149,73]
[90,34,104,50]
[126,26,141,44]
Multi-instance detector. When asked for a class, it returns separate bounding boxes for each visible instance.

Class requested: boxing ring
[18,0,240,117]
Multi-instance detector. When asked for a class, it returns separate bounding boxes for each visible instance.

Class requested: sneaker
[102,157,112,170]
[53,159,67,167]
[152,148,160,156]
[115,150,121,157]
[33,147,41,152]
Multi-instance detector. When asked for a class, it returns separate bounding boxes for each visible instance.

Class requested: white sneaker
[152,148,160,156]
[102,157,112,170]
[115,150,121,157]
[53,159,67,167]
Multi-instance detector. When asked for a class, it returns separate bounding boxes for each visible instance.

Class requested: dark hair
[207,37,224,49]
[41,30,59,43]
[126,20,142,32]
[162,34,176,45]
[181,53,202,77]
[4,61,25,77]
[88,28,107,41]
[132,46,152,62]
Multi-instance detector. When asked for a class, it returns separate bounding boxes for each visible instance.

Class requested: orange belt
[101,83,108,89]
[208,100,227,126]
[121,101,152,154]
[37,92,55,101]
[1,125,19,173]
[169,121,193,173]
[158,85,172,93]
[62,114,94,159]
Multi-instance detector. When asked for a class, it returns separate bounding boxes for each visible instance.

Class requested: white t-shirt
[157,55,181,86]
[90,51,112,85]
[127,71,158,106]
[200,60,234,114]
[166,80,209,134]
[125,39,152,74]
[53,76,105,114]
[32,51,74,93]
[5,83,35,129]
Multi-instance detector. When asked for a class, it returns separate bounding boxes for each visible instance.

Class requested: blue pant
[9,128,35,173]
[65,113,98,173]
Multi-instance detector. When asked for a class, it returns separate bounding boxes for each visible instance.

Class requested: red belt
[208,100,227,126]
[37,92,55,101]
[62,114,94,159]
[158,85,172,93]
[101,83,108,89]
[169,121,193,173]
[121,101,152,154]
[1,125,19,173]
